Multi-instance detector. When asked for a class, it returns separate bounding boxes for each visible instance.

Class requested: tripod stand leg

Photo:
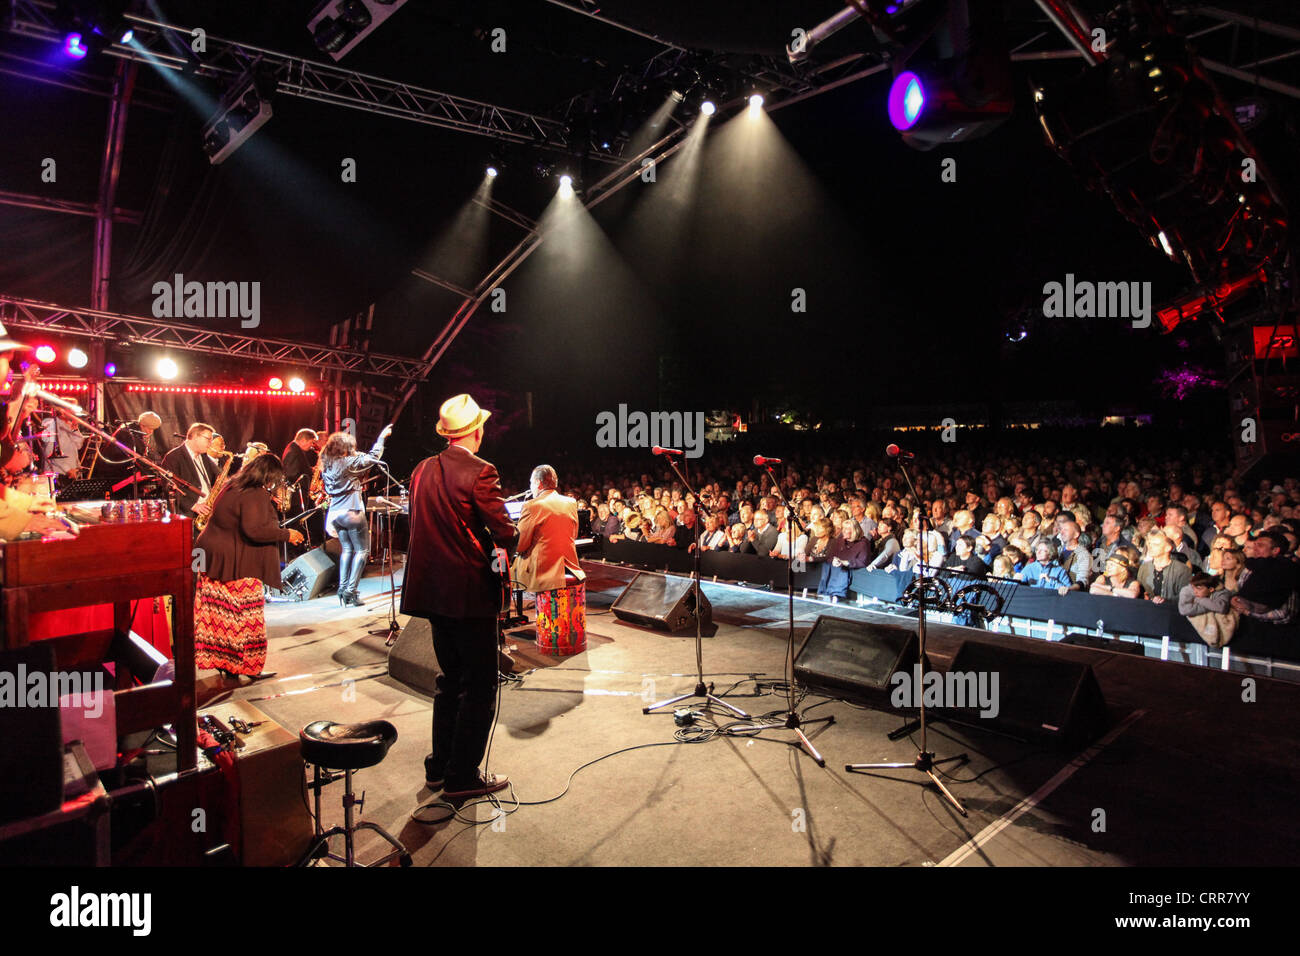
[705,693,749,719]
[926,769,968,817]
[791,727,826,767]
[845,761,913,771]
[643,691,697,715]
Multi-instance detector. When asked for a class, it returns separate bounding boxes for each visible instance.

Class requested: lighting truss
[6,0,598,158]
[0,297,434,380]
[1172,5,1300,102]
[1030,1,1300,101]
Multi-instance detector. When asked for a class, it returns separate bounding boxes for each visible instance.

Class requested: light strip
[125,385,318,397]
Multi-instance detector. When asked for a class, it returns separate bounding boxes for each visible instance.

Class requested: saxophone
[195,451,235,532]
[309,457,327,507]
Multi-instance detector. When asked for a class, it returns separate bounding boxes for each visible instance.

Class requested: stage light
[558,174,574,199]
[486,166,498,178]
[701,100,716,116]
[157,357,179,380]
[201,70,275,165]
[34,345,56,364]
[748,94,764,112]
[308,0,408,62]
[67,348,88,369]
[119,28,133,44]
[269,377,283,390]
[888,71,925,131]
[64,33,88,59]
[288,377,306,393]
[104,363,117,378]
[883,7,1013,150]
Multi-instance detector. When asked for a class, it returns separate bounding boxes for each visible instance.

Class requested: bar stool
[298,719,411,867]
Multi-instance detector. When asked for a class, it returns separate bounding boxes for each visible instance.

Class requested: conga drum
[535,576,586,656]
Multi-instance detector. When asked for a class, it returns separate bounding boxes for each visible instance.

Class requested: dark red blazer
[400,444,518,619]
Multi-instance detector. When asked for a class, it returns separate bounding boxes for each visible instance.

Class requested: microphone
[886,443,915,460]
[173,432,186,439]
[20,382,84,416]
[753,455,782,466]
[653,446,684,457]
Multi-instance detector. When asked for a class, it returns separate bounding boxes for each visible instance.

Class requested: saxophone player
[281,428,319,504]
[161,423,220,521]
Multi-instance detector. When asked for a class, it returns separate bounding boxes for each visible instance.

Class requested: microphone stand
[643,453,748,720]
[368,461,407,646]
[726,463,835,766]
[62,410,201,506]
[845,454,968,816]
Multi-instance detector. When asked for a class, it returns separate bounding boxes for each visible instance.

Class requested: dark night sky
[0,0,1290,434]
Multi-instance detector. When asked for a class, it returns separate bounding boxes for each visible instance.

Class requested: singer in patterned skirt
[194,454,304,678]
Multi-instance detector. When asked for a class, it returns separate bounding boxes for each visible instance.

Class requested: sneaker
[442,772,509,801]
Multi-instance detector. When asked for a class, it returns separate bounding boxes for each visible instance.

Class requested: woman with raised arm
[319,425,392,607]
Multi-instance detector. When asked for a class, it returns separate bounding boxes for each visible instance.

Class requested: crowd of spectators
[559,436,1300,641]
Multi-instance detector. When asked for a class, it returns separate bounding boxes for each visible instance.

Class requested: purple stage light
[104,363,117,378]
[1156,365,1224,400]
[887,71,925,131]
[64,33,89,59]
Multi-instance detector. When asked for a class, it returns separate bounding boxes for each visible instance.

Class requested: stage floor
[197,560,1300,867]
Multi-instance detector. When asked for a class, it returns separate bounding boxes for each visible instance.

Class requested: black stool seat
[300,720,397,770]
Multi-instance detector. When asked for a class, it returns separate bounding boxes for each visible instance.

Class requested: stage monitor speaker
[281,546,337,601]
[387,617,442,697]
[793,615,920,706]
[944,641,1109,749]
[610,572,716,636]
[0,644,63,825]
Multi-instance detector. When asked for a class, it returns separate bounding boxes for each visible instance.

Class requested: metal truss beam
[1166,6,1300,101]
[0,297,434,380]
[0,189,141,224]
[541,0,689,52]
[7,0,610,160]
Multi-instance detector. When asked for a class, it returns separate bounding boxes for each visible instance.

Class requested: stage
[191,560,1300,867]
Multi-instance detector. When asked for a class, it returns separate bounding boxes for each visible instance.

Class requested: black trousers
[427,614,499,787]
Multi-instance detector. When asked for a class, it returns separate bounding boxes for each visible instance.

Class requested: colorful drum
[535,580,587,656]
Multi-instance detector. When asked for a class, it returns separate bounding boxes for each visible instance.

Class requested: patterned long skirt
[536,581,586,656]
[194,575,268,676]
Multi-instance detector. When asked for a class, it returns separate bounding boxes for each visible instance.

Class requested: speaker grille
[794,615,919,704]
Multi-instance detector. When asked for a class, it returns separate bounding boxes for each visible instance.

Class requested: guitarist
[401,394,517,803]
